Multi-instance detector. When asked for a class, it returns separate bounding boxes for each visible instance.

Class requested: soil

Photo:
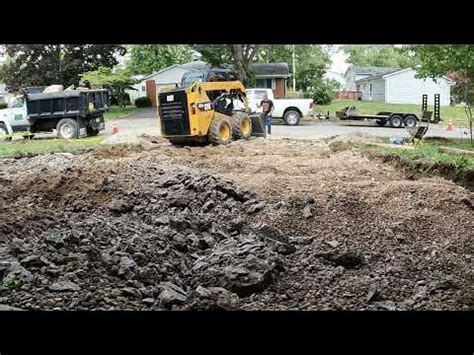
[0,136,472,310]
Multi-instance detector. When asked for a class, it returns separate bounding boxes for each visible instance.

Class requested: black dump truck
[0,88,110,140]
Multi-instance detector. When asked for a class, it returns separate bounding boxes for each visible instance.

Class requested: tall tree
[343,45,417,68]
[411,45,474,144]
[127,45,194,75]
[192,45,259,84]
[0,45,126,92]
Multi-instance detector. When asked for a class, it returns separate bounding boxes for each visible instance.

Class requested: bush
[110,92,131,106]
[0,103,7,110]
[135,97,152,108]
[304,78,341,105]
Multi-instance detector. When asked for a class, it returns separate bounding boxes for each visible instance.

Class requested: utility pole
[292,45,296,92]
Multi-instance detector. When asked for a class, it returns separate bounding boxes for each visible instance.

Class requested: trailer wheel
[57,118,79,139]
[375,119,386,127]
[0,123,12,142]
[389,115,403,128]
[403,115,418,128]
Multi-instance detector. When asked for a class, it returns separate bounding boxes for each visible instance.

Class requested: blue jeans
[264,115,272,135]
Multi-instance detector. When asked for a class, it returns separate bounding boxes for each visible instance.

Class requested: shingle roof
[351,66,401,77]
[249,63,291,78]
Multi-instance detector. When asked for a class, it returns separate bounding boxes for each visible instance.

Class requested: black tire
[208,115,233,145]
[23,134,35,140]
[87,127,100,137]
[403,115,418,128]
[283,109,301,126]
[57,118,79,139]
[389,114,403,128]
[375,119,386,127]
[0,123,12,142]
[232,112,252,140]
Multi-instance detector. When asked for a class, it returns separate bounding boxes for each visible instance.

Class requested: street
[103,108,470,143]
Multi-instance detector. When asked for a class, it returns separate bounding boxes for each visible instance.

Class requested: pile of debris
[0,158,294,310]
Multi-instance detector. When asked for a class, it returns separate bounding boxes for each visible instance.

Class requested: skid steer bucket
[250,114,266,137]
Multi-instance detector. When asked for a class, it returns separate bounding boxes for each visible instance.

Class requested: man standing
[257,93,274,138]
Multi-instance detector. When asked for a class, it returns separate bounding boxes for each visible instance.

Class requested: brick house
[249,63,291,99]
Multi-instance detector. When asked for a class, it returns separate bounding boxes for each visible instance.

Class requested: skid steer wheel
[0,123,12,142]
[232,112,252,140]
[208,116,233,145]
[403,115,418,128]
[389,115,403,128]
[57,118,79,139]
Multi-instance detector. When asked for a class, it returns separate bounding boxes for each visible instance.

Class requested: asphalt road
[103,108,470,143]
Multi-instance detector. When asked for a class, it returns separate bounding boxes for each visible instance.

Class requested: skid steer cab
[158,81,263,146]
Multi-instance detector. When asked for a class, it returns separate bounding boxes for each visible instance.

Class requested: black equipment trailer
[25,89,110,139]
[336,94,441,128]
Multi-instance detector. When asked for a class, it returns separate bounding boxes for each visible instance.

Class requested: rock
[158,282,187,309]
[377,301,397,311]
[254,225,296,255]
[202,200,215,212]
[366,285,380,303]
[122,287,142,299]
[183,286,239,310]
[1,257,33,285]
[302,205,312,219]
[142,298,155,305]
[118,256,138,276]
[326,240,339,248]
[48,281,80,292]
[45,233,65,247]
[318,251,364,269]
[20,255,50,267]
[0,304,24,311]
[109,200,134,215]
[429,279,459,293]
[247,202,266,214]
[304,196,315,204]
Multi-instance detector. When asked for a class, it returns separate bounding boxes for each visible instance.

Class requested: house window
[271,79,276,90]
[369,83,372,95]
[142,86,146,92]
[256,79,273,88]
[356,84,360,91]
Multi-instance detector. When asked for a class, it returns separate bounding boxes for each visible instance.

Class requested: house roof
[250,63,291,78]
[346,66,400,77]
[356,67,456,84]
[140,60,209,82]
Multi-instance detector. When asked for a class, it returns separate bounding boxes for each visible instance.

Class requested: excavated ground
[0,136,472,310]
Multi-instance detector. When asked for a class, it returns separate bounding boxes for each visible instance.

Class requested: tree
[343,45,418,68]
[411,45,474,145]
[80,67,136,109]
[192,45,259,85]
[0,45,126,92]
[127,45,194,75]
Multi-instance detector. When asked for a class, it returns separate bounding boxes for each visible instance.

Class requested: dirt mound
[0,139,472,311]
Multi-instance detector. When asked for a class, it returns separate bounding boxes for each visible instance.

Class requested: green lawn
[316,99,470,128]
[363,137,474,169]
[104,105,138,121]
[0,137,103,157]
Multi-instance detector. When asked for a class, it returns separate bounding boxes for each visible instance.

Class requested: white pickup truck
[245,88,313,126]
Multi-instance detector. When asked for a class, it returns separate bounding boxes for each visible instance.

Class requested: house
[249,63,291,99]
[0,82,8,104]
[324,70,345,87]
[126,60,209,106]
[344,66,400,91]
[356,68,455,106]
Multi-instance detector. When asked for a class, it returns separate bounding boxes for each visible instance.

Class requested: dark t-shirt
[260,99,274,114]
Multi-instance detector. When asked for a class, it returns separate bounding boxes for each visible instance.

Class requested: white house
[344,66,399,91]
[356,68,455,106]
[126,60,209,105]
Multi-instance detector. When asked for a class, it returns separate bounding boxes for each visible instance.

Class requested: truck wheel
[403,115,418,128]
[0,123,12,142]
[232,112,252,140]
[389,115,403,128]
[208,116,233,145]
[283,110,301,126]
[57,118,79,139]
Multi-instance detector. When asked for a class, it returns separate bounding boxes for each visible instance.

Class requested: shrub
[135,97,152,108]
[110,92,131,106]
[0,103,7,110]
[304,78,341,105]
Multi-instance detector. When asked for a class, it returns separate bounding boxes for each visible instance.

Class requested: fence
[335,91,362,100]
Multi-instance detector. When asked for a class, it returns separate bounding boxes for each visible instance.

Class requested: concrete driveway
[102,108,470,143]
